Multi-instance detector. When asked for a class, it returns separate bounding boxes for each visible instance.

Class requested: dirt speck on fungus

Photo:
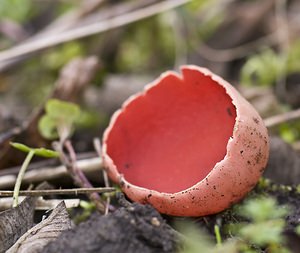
[253,117,260,124]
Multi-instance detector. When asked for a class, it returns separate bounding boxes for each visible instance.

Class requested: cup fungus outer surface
[102,65,269,217]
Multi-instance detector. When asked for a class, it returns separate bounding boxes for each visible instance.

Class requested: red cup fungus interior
[105,69,237,193]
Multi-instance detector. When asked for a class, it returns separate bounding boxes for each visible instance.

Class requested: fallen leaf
[0,197,35,253]
[6,201,72,253]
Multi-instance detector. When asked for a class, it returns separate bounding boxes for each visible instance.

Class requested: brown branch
[64,141,96,189]
[0,197,80,211]
[194,32,279,62]
[42,0,106,34]
[274,0,289,97]
[0,157,103,189]
[0,187,115,197]
[93,138,110,215]
[0,0,190,65]
[189,0,277,62]
[264,108,300,128]
[54,140,106,213]
[0,0,157,71]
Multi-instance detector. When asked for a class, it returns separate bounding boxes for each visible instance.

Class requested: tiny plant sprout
[38,99,81,141]
[102,65,269,216]
[10,142,59,207]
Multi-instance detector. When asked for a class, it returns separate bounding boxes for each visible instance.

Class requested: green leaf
[44,42,84,70]
[33,148,59,158]
[287,40,300,73]
[240,49,281,86]
[10,142,32,153]
[38,115,59,140]
[176,221,213,253]
[176,221,238,253]
[0,0,33,22]
[238,220,285,246]
[80,200,95,211]
[38,99,81,140]
[241,40,300,87]
[279,123,299,144]
[45,99,81,124]
[296,225,300,236]
[10,142,59,158]
[238,197,288,222]
[76,110,104,128]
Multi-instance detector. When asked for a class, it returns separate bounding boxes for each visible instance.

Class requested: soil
[40,186,300,253]
[43,197,178,253]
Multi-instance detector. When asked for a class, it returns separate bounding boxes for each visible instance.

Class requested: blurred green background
[0,0,300,145]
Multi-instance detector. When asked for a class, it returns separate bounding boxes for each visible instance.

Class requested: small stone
[151,217,160,227]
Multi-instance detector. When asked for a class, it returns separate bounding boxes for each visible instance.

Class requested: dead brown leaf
[6,201,72,253]
[0,197,35,253]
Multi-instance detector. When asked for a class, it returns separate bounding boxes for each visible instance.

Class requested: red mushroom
[102,65,269,217]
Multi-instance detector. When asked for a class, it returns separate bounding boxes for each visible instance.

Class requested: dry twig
[0,0,156,71]
[274,0,289,97]
[0,197,80,211]
[0,187,115,197]
[0,157,102,189]
[93,138,110,215]
[195,32,279,62]
[41,0,106,34]
[191,0,278,62]
[264,108,300,128]
[0,0,190,66]
[54,140,106,213]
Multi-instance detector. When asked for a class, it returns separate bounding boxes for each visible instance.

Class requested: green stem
[13,150,35,207]
[214,224,222,246]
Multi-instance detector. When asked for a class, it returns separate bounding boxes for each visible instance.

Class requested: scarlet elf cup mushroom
[102,65,269,217]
